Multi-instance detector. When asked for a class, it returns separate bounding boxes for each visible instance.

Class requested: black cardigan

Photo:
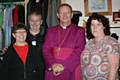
[1,44,45,80]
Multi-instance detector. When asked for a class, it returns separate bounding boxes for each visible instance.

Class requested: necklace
[56,26,72,56]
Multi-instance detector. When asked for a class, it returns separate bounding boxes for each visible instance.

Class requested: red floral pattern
[81,36,120,80]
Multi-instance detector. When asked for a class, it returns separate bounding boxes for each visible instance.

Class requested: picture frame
[113,12,120,21]
[84,0,112,16]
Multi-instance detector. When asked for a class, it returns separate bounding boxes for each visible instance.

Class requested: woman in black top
[2,23,45,80]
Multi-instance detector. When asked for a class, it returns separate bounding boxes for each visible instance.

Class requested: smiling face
[29,14,42,31]
[12,28,27,44]
[91,20,105,38]
[57,5,73,26]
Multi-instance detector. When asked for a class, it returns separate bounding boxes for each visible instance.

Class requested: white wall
[65,0,85,26]
[65,0,120,27]
[65,0,120,42]
[111,28,120,42]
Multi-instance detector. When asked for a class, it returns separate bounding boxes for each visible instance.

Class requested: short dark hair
[57,3,72,13]
[86,13,111,40]
[12,23,27,33]
[29,11,42,16]
[29,11,42,19]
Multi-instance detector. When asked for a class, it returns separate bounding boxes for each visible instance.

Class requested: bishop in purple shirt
[43,3,86,80]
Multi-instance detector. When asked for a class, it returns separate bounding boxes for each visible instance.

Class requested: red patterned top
[81,36,119,80]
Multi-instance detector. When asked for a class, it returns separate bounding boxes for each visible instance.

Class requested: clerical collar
[62,26,67,29]
[60,23,72,29]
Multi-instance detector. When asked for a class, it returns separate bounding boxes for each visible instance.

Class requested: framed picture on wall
[113,12,120,21]
[84,0,112,16]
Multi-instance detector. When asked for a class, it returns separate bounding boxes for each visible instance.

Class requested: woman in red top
[2,23,45,80]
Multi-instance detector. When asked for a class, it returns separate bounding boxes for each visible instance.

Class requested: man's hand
[52,64,64,76]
